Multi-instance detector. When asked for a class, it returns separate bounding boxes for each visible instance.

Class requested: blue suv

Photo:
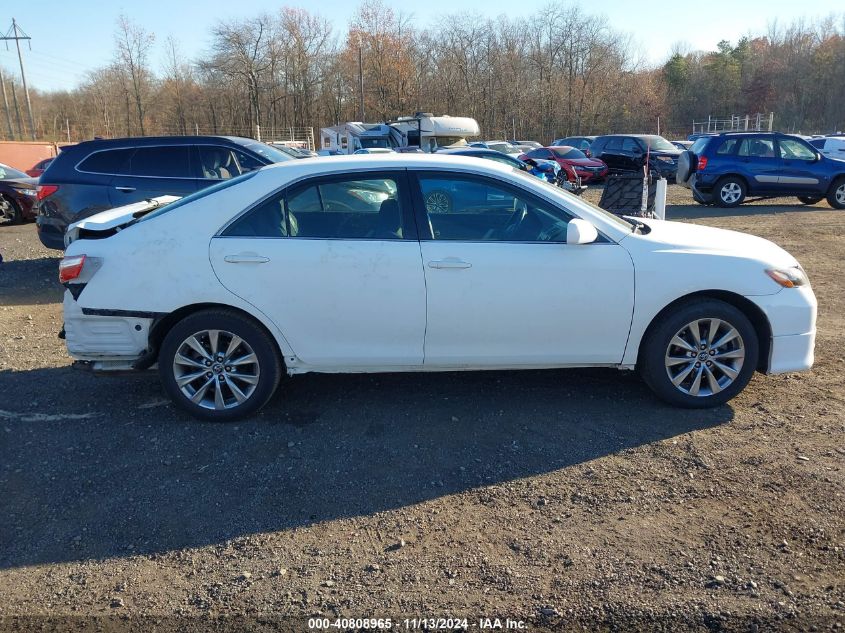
[677,132,845,209]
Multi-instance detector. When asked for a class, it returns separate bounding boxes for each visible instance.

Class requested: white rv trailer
[320,122,394,155]
[387,113,481,152]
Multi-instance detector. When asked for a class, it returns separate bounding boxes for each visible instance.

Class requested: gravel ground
[0,185,843,632]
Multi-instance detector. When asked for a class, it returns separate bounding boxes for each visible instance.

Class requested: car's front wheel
[159,309,282,421]
[715,177,746,207]
[827,177,845,210]
[0,196,22,224]
[639,299,758,408]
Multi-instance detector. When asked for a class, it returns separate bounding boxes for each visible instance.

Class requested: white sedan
[60,154,816,421]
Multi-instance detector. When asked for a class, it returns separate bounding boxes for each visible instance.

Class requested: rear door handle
[224,254,270,264]
[114,186,136,193]
[427,259,471,269]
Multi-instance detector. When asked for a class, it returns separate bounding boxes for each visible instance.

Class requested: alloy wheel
[425,191,451,214]
[664,318,745,397]
[720,182,742,205]
[836,183,845,206]
[172,329,261,410]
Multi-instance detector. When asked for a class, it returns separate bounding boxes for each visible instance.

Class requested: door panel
[211,239,427,366]
[777,138,823,193]
[420,242,635,365]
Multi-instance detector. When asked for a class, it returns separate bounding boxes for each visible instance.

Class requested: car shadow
[666,202,835,221]
[0,365,734,570]
[0,257,63,306]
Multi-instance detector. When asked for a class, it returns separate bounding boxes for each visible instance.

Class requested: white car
[60,154,816,421]
[809,136,845,161]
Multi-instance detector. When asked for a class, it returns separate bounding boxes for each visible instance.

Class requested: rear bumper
[63,291,152,365]
[36,217,67,250]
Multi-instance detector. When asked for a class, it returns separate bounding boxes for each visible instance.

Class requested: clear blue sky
[1,0,842,92]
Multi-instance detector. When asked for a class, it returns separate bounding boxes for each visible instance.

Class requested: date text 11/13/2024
[307,617,527,630]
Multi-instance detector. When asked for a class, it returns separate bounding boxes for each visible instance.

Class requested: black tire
[797,195,823,205]
[676,150,696,184]
[827,177,845,210]
[424,189,452,214]
[1,196,22,224]
[158,309,282,422]
[639,299,758,409]
[714,176,746,208]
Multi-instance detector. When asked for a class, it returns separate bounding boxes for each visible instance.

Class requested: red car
[520,145,609,183]
[25,157,54,178]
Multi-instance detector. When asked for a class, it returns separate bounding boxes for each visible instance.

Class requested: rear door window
[77,148,134,175]
[224,174,408,240]
[715,138,740,155]
[605,138,623,151]
[127,146,193,178]
[621,138,641,152]
[738,138,776,158]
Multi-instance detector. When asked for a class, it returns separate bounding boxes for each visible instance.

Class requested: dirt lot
[0,186,843,632]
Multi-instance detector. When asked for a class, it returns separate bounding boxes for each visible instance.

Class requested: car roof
[64,135,261,152]
[257,152,517,178]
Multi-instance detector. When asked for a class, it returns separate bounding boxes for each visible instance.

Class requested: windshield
[0,164,28,179]
[642,136,678,152]
[244,142,294,163]
[487,142,517,154]
[552,147,587,159]
[510,167,634,230]
[138,171,258,224]
[360,138,392,149]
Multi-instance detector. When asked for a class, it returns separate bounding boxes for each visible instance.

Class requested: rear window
[690,137,710,155]
[77,148,134,175]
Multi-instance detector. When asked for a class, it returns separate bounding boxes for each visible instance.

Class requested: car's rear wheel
[827,177,845,210]
[159,309,282,422]
[715,177,746,207]
[797,195,823,205]
[639,299,758,408]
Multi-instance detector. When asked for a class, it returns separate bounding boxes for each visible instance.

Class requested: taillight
[697,156,708,171]
[37,184,59,201]
[59,255,86,283]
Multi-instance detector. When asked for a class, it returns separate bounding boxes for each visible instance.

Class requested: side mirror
[814,152,822,162]
[567,219,598,245]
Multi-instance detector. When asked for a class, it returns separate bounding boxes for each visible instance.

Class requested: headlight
[11,187,37,196]
[766,266,809,288]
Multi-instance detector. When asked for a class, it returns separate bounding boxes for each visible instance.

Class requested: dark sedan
[0,163,38,224]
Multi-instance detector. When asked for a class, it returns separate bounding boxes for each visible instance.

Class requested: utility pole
[358,36,365,122]
[1,19,36,140]
[10,81,23,139]
[0,66,14,139]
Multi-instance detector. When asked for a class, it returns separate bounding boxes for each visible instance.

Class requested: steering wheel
[497,203,528,240]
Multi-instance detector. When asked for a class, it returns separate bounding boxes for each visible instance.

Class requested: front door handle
[114,186,136,193]
[427,259,471,269]
[224,254,270,264]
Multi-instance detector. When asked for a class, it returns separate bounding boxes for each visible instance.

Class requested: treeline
[1,2,843,145]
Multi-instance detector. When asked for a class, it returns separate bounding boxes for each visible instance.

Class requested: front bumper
[748,285,817,374]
